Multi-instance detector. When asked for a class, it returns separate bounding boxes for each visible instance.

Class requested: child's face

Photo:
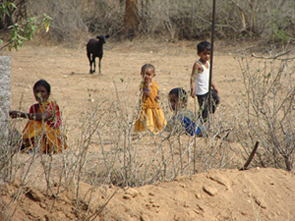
[198,49,211,62]
[141,67,155,82]
[169,93,185,112]
[34,85,49,103]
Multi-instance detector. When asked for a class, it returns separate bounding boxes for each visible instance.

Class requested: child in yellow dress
[134,64,166,133]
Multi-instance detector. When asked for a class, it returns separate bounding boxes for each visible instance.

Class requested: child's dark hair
[141,63,155,74]
[33,79,51,96]
[197,41,211,53]
[169,88,188,104]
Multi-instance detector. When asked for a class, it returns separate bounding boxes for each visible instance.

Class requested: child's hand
[214,88,219,94]
[211,82,219,95]
[190,88,195,98]
[9,111,21,118]
[144,77,152,86]
[212,86,219,95]
[155,94,160,101]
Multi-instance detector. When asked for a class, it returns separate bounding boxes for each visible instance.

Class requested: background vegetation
[1,0,295,46]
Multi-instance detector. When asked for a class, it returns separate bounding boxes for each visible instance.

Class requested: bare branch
[251,48,295,60]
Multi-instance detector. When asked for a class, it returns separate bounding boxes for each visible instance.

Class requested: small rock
[241,211,247,215]
[125,188,139,198]
[12,179,21,188]
[209,174,229,190]
[140,214,151,221]
[56,206,63,211]
[193,208,201,214]
[65,212,75,219]
[195,193,201,199]
[123,194,131,200]
[174,176,186,182]
[26,187,43,202]
[148,192,155,196]
[196,204,204,211]
[203,185,218,196]
[45,214,54,220]
[179,183,185,188]
[39,202,47,209]
[254,197,266,209]
[183,202,189,208]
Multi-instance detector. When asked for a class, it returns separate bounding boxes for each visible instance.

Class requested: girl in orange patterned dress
[134,64,166,133]
[9,79,67,154]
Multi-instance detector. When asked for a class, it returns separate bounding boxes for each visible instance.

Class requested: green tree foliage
[0,0,51,51]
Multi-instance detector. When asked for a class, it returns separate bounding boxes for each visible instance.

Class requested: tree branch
[251,48,295,60]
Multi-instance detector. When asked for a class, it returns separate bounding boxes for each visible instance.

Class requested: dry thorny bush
[75,80,234,188]
[1,52,295,218]
[1,77,233,189]
[231,51,295,171]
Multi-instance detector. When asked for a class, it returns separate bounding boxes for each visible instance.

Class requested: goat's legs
[87,53,94,74]
[93,55,96,73]
[98,58,101,74]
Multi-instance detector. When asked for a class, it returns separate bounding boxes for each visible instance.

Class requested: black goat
[86,35,109,74]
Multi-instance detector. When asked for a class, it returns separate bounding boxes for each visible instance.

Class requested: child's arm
[10,110,51,121]
[190,62,202,97]
[155,89,160,101]
[143,78,152,97]
[211,81,219,94]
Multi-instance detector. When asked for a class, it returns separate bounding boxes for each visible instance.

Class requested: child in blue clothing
[165,88,203,136]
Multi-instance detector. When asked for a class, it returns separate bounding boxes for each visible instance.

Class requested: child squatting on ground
[9,79,67,154]
[190,41,220,122]
[134,64,166,134]
[165,88,204,136]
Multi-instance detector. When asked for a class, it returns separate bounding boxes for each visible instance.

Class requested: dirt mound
[1,168,294,221]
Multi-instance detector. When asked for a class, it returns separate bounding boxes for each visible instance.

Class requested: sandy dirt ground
[1,39,295,221]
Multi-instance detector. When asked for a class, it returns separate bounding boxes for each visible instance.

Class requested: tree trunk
[124,0,138,38]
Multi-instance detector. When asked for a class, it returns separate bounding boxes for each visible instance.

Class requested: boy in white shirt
[190,41,220,122]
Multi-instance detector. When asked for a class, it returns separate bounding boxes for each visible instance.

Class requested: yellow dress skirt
[134,108,166,134]
[22,120,68,154]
